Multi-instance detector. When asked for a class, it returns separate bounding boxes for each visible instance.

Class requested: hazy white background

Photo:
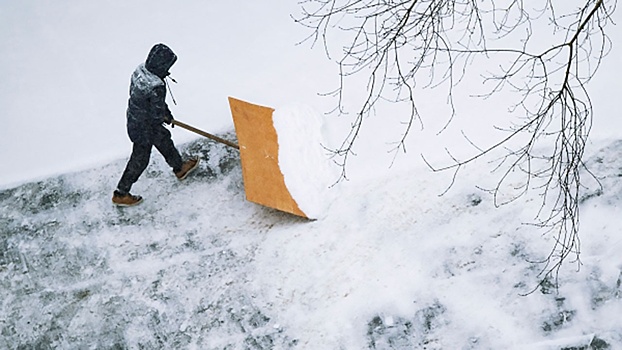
[0,1,619,188]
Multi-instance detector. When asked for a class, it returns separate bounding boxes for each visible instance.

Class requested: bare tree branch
[295,0,616,288]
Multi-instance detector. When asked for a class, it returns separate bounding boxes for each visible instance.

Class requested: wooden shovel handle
[172,120,239,150]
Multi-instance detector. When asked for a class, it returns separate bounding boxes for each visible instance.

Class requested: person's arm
[150,85,173,125]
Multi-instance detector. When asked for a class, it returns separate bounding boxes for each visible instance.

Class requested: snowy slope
[1,134,621,349]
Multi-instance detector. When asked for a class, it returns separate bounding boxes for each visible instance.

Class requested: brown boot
[112,190,143,207]
[175,157,200,180]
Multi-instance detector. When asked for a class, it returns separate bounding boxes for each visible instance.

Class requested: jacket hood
[145,43,177,79]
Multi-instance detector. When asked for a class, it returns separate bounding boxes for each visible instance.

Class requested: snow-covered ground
[1,2,622,349]
[1,134,621,349]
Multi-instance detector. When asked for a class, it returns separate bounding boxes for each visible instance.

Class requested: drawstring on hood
[165,76,177,106]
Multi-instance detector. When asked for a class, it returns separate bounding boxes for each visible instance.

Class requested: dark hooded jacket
[126,44,177,143]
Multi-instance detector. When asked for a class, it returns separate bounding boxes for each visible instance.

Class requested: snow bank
[272,104,336,219]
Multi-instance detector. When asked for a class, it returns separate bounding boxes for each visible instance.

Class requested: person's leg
[116,142,152,194]
[152,125,183,172]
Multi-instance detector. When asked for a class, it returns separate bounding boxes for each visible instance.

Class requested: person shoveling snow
[113,43,199,207]
[110,44,333,214]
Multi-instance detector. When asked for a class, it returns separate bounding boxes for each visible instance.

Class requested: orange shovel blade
[228,97,307,218]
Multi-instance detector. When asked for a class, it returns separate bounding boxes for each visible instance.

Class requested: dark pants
[116,126,183,194]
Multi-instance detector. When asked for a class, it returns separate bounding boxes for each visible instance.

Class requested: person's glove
[163,112,174,127]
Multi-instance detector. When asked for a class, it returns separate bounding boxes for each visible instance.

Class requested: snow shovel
[172,120,239,150]
[228,97,306,218]
[172,98,307,218]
